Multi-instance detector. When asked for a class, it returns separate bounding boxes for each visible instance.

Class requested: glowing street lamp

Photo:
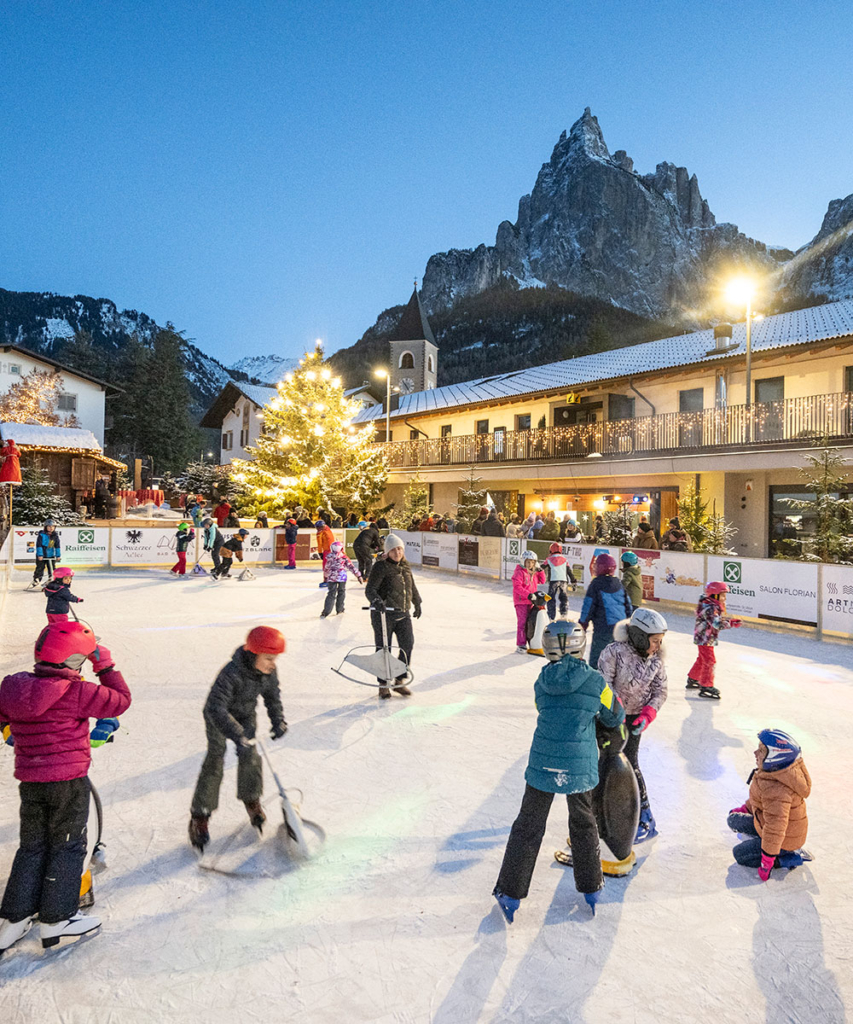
[374,368,393,443]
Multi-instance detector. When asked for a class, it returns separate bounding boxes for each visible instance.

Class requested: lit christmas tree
[454,466,486,532]
[401,469,432,527]
[0,369,80,427]
[12,465,85,526]
[231,342,387,515]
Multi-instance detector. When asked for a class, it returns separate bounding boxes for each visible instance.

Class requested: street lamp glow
[725,277,756,306]
[374,368,388,379]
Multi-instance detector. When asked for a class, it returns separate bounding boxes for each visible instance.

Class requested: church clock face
[399,377,416,394]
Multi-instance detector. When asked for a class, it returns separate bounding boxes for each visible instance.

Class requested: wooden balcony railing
[376,392,853,469]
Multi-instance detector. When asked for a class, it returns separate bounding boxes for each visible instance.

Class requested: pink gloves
[730,619,742,627]
[758,852,775,882]
[88,645,115,675]
[630,705,657,735]
[729,802,749,815]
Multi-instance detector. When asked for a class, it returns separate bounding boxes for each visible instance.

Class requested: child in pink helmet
[686,581,741,700]
[43,566,83,623]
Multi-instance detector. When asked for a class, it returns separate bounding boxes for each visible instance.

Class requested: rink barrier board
[4,526,853,641]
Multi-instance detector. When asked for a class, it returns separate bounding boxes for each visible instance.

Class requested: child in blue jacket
[579,553,633,669]
[493,621,625,921]
[30,520,62,587]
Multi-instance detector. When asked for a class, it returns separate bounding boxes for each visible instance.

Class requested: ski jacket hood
[0,664,131,782]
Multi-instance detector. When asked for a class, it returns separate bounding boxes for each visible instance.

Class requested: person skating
[727,729,812,878]
[579,554,633,669]
[686,581,741,699]
[188,627,287,851]
[320,541,363,617]
[620,551,643,608]
[44,566,83,623]
[542,542,577,621]
[493,621,625,922]
[170,522,195,576]
[596,609,668,843]
[364,534,421,698]
[212,528,249,579]
[202,518,224,577]
[353,520,382,579]
[511,551,546,653]
[283,518,299,569]
[0,621,131,954]
[29,519,62,588]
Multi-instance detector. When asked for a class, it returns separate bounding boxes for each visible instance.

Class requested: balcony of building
[376,392,853,470]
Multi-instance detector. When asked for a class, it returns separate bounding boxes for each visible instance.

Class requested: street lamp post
[375,368,392,443]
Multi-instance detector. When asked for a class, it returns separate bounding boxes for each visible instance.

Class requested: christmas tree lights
[0,369,81,428]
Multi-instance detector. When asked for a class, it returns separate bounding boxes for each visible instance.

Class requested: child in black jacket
[44,567,83,623]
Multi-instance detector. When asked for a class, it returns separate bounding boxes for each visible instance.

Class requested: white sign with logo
[13,526,110,566]
[111,526,183,566]
[706,556,818,627]
[399,531,423,565]
[421,532,458,570]
[209,529,275,565]
[820,564,853,637]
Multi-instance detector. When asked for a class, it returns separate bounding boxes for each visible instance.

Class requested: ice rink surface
[0,565,851,1023]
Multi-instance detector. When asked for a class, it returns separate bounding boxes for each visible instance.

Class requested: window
[240,429,248,446]
[440,424,452,437]
[679,388,704,413]
[475,419,489,434]
[242,403,250,427]
[845,367,853,393]
[608,394,635,421]
[222,431,233,451]
[57,393,78,412]
[9,364,21,375]
[410,429,420,440]
[427,354,435,374]
[399,351,415,370]
[516,414,531,431]
[755,377,784,404]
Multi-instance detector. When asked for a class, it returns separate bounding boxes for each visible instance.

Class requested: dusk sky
[1,1,851,367]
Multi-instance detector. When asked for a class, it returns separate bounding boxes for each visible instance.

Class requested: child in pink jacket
[512,551,546,653]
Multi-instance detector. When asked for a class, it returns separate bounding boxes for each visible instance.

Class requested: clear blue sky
[1,1,850,366]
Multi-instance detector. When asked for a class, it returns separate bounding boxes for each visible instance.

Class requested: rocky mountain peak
[564,107,611,163]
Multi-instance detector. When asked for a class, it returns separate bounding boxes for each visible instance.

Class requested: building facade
[199,381,277,466]
[354,299,853,558]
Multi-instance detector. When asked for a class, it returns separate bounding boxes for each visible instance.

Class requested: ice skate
[379,686,391,699]
[685,678,701,689]
[41,912,101,948]
[245,800,266,834]
[516,645,527,654]
[635,806,658,843]
[493,888,519,923]
[697,686,721,700]
[26,579,41,591]
[583,886,603,915]
[0,915,34,955]
[188,813,210,852]
[320,611,329,618]
[778,848,814,869]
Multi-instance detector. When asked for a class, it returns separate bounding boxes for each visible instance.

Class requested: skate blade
[554,849,573,866]
[42,924,101,950]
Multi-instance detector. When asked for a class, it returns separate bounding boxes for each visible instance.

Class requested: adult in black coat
[471,508,489,535]
[364,534,422,698]
[353,523,383,579]
[189,627,287,847]
[481,510,506,537]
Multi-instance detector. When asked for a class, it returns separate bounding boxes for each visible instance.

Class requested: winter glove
[758,851,775,882]
[270,721,288,741]
[90,718,120,747]
[234,736,255,755]
[729,802,749,815]
[730,619,742,628]
[631,706,657,735]
[88,645,115,674]
[372,599,386,613]
[413,604,422,619]
[2,723,13,747]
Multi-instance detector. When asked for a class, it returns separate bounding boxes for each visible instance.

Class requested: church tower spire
[388,285,438,394]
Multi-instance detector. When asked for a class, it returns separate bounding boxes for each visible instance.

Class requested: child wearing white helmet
[511,551,546,653]
[596,608,668,842]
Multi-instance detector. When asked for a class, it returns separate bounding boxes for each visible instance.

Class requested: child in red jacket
[0,621,131,955]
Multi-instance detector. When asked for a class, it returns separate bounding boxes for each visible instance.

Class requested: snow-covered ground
[0,567,851,1023]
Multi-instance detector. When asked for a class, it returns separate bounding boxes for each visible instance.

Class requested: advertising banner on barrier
[819,565,853,636]
[706,556,818,626]
[111,526,182,565]
[646,550,705,605]
[457,534,501,576]
[198,528,275,566]
[13,526,110,566]
[399,531,423,565]
[422,532,458,570]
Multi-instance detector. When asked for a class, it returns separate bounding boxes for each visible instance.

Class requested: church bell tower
[389,283,438,396]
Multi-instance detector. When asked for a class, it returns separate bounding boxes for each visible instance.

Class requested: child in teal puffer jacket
[494,621,625,921]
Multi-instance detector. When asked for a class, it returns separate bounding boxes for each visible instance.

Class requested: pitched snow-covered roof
[235,383,278,407]
[0,422,102,450]
[199,381,278,428]
[353,299,853,423]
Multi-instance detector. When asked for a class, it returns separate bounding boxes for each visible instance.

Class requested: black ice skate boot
[245,800,266,834]
[685,678,701,690]
[188,813,210,851]
[697,686,721,700]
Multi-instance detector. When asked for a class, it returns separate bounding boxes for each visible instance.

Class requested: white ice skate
[0,915,34,955]
[40,912,101,949]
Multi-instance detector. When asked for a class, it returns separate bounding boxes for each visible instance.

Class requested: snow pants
[33,557,56,584]
[171,551,187,574]
[514,603,529,646]
[547,581,570,621]
[47,612,69,624]
[496,784,602,897]
[727,811,795,867]
[588,625,615,669]
[190,717,262,816]
[215,552,237,578]
[370,610,413,682]
[688,645,716,687]
[616,721,649,807]
[355,551,373,579]
[206,547,221,575]
[322,581,348,616]
[0,777,89,925]
[287,543,297,568]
